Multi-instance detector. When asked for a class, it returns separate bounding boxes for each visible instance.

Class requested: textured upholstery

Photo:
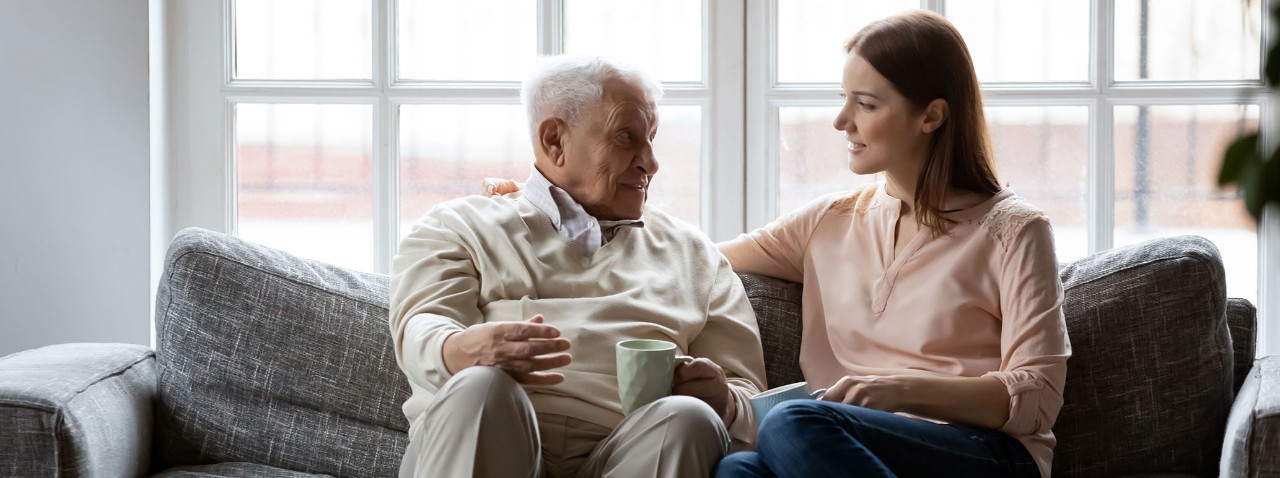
[1053,236,1232,477]
[1228,298,1258,395]
[152,462,333,478]
[740,274,805,389]
[1,228,1269,476]
[153,228,410,477]
[1222,355,1280,477]
[0,343,155,478]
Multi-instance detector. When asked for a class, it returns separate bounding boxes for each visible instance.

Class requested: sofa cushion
[1053,236,1233,477]
[153,228,409,477]
[740,274,805,389]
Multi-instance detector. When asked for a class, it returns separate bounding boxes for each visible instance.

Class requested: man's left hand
[673,358,736,425]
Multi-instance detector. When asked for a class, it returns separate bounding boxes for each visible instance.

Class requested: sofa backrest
[746,235,1255,477]
[155,228,1256,477]
[154,228,408,478]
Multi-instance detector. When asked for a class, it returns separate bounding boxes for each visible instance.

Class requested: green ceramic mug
[615,339,694,415]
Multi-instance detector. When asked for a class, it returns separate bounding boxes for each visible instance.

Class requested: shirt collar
[523,166,646,233]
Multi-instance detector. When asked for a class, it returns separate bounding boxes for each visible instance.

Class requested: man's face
[556,77,659,221]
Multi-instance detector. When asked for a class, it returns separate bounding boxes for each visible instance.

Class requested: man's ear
[922,99,948,134]
[537,118,567,166]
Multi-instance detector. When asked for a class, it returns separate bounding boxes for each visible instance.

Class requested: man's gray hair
[521,55,664,138]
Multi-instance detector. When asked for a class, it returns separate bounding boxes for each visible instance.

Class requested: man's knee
[647,396,728,445]
[437,366,523,409]
[426,366,534,434]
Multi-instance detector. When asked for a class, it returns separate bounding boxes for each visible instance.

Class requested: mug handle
[675,355,695,365]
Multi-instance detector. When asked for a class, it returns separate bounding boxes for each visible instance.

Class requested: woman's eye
[858,102,875,110]
[616,131,632,143]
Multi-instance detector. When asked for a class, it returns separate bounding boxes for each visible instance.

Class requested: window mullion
[707,0,745,241]
[744,0,772,230]
[1091,0,1114,253]
[538,0,564,56]
[924,0,944,15]
[374,0,393,274]
[1260,0,1279,356]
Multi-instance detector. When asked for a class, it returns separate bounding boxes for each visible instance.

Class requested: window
[210,0,740,273]
[748,0,1267,308]
[173,0,1274,351]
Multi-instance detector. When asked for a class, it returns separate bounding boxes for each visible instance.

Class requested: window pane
[987,106,1089,262]
[777,0,916,84]
[399,105,531,236]
[778,106,876,215]
[1115,0,1262,81]
[398,104,702,238]
[234,0,372,80]
[647,106,702,226]
[565,0,702,82]
[1114,104,1259,304]
[947,0,1089,83]
[397,0,536,81]
[236,103,374,271]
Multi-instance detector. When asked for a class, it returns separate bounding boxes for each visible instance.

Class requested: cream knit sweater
[390,192,768,445]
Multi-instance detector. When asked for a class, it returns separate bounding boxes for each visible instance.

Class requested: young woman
[714,10,1068,478]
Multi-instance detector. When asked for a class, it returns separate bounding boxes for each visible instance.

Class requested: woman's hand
[483,178,523,197]
[820,375,912,412]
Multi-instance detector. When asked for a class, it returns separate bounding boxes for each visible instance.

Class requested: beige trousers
[400,366,730,478]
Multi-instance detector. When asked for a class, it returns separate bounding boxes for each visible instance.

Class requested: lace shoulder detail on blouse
[978,196,1047,247]
[831,182,881,216]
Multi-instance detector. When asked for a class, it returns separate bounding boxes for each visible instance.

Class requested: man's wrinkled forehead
[599,77,657,128]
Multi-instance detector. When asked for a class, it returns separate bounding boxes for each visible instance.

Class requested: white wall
[0,0,151,356]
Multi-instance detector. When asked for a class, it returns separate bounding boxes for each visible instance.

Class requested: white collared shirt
[523,167,644,257]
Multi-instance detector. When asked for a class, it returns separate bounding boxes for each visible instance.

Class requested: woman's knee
[715,451,769,478]
[759,400,832,437]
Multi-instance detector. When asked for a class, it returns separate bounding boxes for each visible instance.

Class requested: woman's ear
[922,99,948,134]
[537,118,567,166]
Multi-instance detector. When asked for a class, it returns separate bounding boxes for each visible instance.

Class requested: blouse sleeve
[983,217,1072,436]
[716,192,842,283]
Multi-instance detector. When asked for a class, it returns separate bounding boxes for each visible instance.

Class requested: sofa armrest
[0,343,156,478]
[1222,355,1280,477]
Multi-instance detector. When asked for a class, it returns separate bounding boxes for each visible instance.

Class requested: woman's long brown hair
[843,10,1001,236]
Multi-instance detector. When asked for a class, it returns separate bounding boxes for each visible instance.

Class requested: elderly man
[390,55,767,478]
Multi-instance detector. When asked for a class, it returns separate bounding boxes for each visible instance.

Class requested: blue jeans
[716,401,1039,478]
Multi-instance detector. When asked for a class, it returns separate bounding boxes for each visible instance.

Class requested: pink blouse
[721,183,1070,478]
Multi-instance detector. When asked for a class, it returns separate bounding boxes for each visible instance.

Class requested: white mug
[749,381,822,425]
[615,339,693,415]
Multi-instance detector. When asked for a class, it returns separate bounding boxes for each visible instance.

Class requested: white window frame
[744,0,1278,355]
[168,0,1279,354]
[168,0,745,274]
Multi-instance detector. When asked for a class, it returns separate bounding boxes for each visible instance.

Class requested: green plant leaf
[1268,42,1280,86]
[1272,3,1280,85]
[1262,148,1280,221]
[1219,133,1260,186]
[1244,158,1264,219]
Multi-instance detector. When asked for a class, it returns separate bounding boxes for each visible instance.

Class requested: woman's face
[833,51,932,177]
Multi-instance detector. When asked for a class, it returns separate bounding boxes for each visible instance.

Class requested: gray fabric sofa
[1,227,1276,477]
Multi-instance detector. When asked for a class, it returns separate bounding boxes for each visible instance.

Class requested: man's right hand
[442,314,572,385]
